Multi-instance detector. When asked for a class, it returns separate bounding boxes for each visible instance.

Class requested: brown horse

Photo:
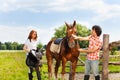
[46,21,80,80]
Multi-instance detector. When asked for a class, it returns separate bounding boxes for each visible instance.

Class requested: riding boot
[84,75,90,80]
[95,75,100,80]
[36,71,41,80]
[28,73,33,80]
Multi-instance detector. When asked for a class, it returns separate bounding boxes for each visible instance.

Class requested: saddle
[54,38,63,44]
[50,38,63,53]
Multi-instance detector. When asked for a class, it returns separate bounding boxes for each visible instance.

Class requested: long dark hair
[28,30,38,42]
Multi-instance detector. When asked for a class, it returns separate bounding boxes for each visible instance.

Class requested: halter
[66,35,77,48]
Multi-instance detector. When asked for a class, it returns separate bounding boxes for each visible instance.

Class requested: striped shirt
[87,35,102,60]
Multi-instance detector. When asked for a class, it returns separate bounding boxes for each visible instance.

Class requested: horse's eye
[74,31,77,34]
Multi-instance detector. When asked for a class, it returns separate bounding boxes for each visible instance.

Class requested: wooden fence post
[102,34,109,80]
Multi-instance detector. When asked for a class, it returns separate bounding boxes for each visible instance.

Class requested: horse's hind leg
[46,42,54,80]
[46,54,53,80]
[35,66,41,80]
[55,60,60,79]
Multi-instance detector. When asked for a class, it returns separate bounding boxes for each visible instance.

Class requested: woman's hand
[72,34,78,39]
[23,44,30,53]
[78,49,84,52]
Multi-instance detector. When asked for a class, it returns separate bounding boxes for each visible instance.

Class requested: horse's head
[36,47,45,60]
[65,20,77,48]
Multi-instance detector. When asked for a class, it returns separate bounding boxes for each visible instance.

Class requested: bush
[110,46,118,55]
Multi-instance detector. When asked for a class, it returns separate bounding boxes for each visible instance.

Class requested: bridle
[66,33,78,48]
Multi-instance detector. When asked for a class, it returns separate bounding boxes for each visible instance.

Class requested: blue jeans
[85,59,99,76]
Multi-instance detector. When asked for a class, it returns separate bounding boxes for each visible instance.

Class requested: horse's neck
[62,37,69,48]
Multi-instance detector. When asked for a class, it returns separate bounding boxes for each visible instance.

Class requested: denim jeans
[85,59,99,76]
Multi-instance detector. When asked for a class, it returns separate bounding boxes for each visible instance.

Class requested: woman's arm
[78,46,100,53]
[23,44,30,53]
[72,34,90,41]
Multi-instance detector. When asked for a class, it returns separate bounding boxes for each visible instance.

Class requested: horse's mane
[62,37,69,50]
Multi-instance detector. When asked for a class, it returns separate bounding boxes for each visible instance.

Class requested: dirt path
[60,73,120,80]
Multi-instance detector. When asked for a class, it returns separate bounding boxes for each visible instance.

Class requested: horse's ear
[65,22,69,28]
[73,20,76,27]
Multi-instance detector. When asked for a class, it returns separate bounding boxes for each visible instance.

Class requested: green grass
[0,51,28,80]
[0,51,120,80]
[0,51,48,80]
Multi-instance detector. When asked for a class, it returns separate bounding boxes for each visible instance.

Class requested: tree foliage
[52,23,91,48]
[0,41,44,50]
[110,46,118,55]
[37,42,43,49]
[0,41,24,50]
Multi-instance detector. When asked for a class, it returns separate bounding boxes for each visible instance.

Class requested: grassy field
[0,51,48,80]
[0,51,28,80]
[0,51,120,80]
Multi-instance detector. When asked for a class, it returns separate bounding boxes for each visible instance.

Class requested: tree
[4,41,23,50]
[53,23,91,48]
[53,25,66,38]
[1,44,6,50]
[17,44,24,50]
[0,41,2,50]
[110,46,118,55]
[12,42,19,50]
[5,42,12,50]
[37,42,43,49]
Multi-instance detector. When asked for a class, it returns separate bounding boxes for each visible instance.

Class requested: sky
[0,0,120,44]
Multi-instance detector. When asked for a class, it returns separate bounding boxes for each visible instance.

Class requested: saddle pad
[50,41,62,53]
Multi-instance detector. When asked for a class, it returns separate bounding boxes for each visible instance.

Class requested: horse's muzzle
[68,42,75,48]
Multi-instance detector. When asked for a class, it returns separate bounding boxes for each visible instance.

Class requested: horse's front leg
[28,67,33,80]
[71,60,77,80]
[61,58,67,80]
